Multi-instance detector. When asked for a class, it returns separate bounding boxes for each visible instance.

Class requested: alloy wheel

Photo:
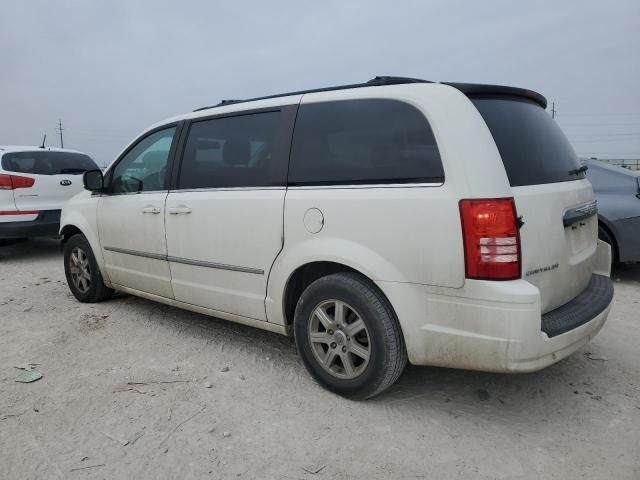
[69,246,91,294]
[308,299,371,379]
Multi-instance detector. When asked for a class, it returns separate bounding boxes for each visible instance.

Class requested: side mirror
[83,169,104,192]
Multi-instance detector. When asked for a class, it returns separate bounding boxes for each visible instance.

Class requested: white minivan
[60,77,613,399]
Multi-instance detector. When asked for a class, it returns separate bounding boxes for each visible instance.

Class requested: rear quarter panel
[266,84,513,325]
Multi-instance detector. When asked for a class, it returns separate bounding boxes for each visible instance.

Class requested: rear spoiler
[444,82,547,109]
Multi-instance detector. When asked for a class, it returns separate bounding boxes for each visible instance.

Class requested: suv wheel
[64,234,113,303]
[294,272,407,399]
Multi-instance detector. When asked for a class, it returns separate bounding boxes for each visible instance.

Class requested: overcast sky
[1,0,639,166]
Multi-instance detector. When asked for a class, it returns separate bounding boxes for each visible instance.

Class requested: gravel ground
[1,238,639,480]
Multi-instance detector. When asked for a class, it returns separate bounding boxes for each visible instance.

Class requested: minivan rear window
[472,96,584,187]
[288,99,444,185]
[1,151,98,175]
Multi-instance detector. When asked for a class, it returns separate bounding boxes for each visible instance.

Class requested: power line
[560,122,640,127]
[560,112,640,117]
[568,132,640,138]
[57,119,64,148]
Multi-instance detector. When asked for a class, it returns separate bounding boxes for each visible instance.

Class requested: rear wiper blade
[59,168,86,174]
[568,165,588,176]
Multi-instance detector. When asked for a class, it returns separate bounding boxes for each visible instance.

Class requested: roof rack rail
[193,76,432,112]
[216,99,244,107]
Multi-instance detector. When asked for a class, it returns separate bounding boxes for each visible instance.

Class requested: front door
[98,126,177,298]
[165,107,295,320]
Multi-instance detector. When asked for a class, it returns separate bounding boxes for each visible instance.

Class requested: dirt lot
[1,238,639,479]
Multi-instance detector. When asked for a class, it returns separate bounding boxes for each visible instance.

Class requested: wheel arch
[60,224,83,245]
[59,219,110,283]
[280,261,404,344]
[598,216,619,263]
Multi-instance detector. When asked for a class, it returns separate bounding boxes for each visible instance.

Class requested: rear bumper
[541,274,613,337]
[0,210,61,239]
[378,273,614,373]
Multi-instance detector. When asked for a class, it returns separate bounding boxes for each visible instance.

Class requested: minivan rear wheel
[64,234,113,303]
[293,272,407,399]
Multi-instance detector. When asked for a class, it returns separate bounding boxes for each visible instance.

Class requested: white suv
[60,77,614,399]
[0,146,98,240]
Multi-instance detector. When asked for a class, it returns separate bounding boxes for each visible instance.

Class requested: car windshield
[1,151,98,175]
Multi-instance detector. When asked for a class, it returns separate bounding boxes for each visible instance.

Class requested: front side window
[288,99,444,185]
[111,127,176,193]
[1,151,98,175]
[178,111,280,189]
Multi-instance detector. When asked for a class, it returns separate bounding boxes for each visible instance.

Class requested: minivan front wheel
[294,273,407,399]
[63,234,113,303]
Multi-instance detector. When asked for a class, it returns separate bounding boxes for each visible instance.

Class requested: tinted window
[111,127,175,193]
[472,97,583,187]
[179,112,281,189]
[1,151,98,175]
[288,99,443,185]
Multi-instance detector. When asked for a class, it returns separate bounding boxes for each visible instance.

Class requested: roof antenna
[40,133,47,149]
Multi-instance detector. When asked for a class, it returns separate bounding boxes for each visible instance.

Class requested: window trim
[170,105,299,191]
[286,98,445,187]
[103,121,184,196]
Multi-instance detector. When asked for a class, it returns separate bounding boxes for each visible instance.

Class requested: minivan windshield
[1,151,98,175]
[472,96,584,187]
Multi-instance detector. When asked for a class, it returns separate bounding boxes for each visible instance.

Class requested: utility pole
[551,102,557,119]
[57,119,64,148]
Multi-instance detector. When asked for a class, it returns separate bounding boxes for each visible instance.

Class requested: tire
[293,272,407,399]
[63,234,113,303]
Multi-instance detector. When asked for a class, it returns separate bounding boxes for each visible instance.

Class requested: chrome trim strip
[104,246,167,261]
[169,186,285,193]
[167,255,264,275]
[103,246,263,275]
[563,199,598,227]
[287,182,443,190]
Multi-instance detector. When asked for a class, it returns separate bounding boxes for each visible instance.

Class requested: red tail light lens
[0,174,35,189]
[459,198,521,280]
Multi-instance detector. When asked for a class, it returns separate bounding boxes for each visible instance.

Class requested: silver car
[587,160,640,263]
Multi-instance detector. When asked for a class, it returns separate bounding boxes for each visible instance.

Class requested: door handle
[141,205,161,214]
[168,206,192,215]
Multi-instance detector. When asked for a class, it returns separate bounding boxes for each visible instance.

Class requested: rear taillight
[459,198,521,280]
[0,174,35,190]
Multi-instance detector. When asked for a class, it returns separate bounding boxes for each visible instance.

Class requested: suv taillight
[0,174,35,190]
[459,198,521,280]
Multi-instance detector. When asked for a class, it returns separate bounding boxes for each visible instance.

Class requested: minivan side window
[288,99,444,185]
[178,111,281,189]
[111,127,176,194]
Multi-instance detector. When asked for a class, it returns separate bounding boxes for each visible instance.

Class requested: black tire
[293,272,407,400]
[63,234,113,303]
